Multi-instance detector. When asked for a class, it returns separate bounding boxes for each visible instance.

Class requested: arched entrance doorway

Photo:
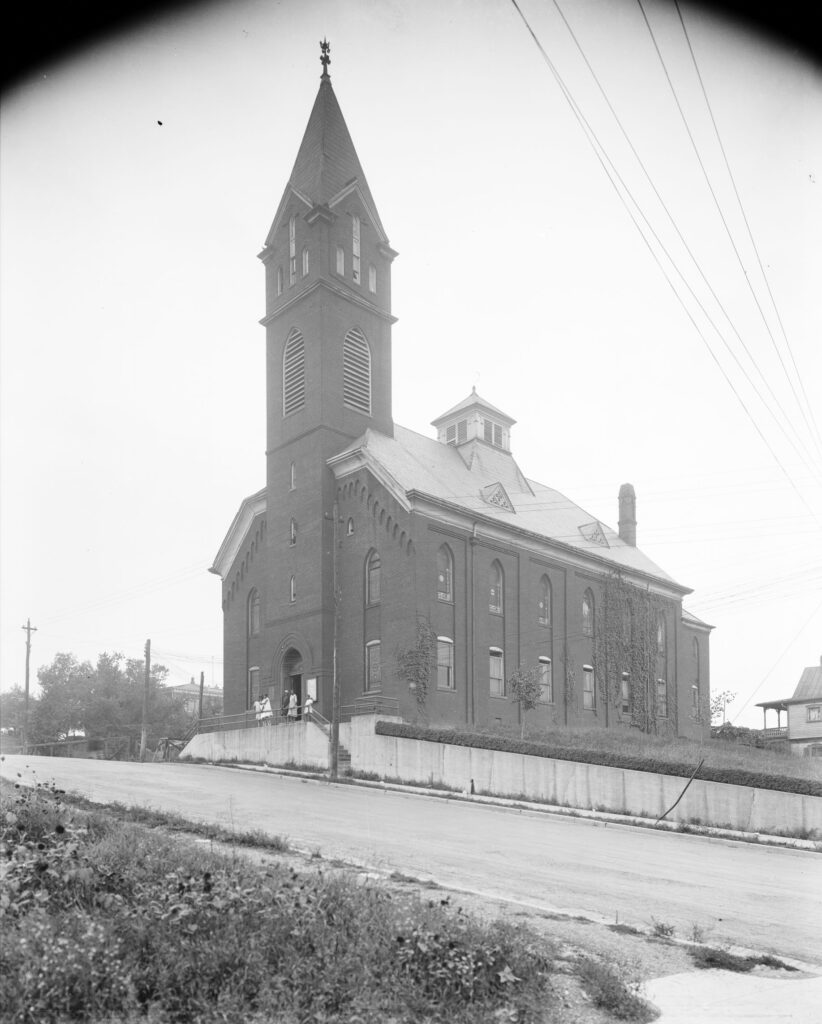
[282,647,303,719]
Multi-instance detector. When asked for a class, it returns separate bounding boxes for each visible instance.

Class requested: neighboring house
[757,659,822,756]
[167,682,224,716]
[210,50,712,739]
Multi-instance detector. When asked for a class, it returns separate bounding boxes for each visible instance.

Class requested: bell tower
[257,42,397,713]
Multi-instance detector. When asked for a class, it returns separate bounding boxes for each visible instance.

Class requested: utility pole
[330,500,340,780]
[21,618,37,755]
[198,670,205,721]
[139,639,151,762]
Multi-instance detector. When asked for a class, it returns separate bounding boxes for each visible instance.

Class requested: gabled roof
[329,424,688,592]
[791,664,822,702]
[265,74,387,245]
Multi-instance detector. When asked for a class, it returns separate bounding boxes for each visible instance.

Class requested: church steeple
[264,44,389,249]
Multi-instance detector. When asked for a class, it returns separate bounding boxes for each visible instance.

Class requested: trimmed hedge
[374,721,822,797]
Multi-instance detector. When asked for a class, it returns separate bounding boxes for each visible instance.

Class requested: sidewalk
[644,970,822,1023]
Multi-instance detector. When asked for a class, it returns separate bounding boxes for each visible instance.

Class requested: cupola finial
[320,38,331,78]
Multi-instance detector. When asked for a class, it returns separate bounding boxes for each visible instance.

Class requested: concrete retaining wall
[181,721,330,769]
[343,717,821,835]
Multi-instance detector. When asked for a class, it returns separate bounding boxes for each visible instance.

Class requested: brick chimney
[618,483,636,546]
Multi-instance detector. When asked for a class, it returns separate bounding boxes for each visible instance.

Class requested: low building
[166,681,224,716]
[757,658,822,756]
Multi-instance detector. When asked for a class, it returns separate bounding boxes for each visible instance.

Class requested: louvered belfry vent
[283,329,305,415]
[343,327,371,415]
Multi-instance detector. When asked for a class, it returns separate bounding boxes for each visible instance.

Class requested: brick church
[211,47,711,740]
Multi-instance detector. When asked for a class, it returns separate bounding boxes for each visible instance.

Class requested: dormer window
[352,215,361,284]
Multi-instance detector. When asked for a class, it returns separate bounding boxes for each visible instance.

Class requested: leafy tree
[28,651,184,751]
[710,689,736,724]
[509,667,541,739]
[0,686,26,744]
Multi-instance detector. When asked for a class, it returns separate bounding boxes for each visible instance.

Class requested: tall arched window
[582,589,594,637]
[282,329,305,415]
[437,546,453,602]
[248,589,260,637]
[489,561,504,614]
[301,246,309,277]
[538,575,551,626]
[289,575,296,603]
[276,266,283,296]
[343,328,372,415]
[366,550,381,605]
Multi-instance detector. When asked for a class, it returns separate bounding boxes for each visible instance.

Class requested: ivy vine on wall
[395,618,437,716]
[592,571,676,735]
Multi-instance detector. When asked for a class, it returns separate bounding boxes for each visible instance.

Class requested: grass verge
[0,777,658,1023]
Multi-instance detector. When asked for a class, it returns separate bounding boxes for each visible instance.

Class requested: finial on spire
[320,38,331,77]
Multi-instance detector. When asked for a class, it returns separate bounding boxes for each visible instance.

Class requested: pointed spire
[278,47,386,241]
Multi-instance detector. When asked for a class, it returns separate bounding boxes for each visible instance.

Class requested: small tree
[710,689,736,724]
[509,667,541,739]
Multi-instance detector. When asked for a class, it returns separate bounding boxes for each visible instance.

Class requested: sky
[1,0,820,729]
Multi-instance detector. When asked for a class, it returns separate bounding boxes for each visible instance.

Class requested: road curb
[204,759,822,852]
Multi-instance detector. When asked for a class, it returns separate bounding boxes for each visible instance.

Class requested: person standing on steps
[287,690,298,723]
[281,689,291,722]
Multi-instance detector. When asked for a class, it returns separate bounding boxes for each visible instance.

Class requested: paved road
[3,755,820,967]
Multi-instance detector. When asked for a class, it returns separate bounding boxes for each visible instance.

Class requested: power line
[552,0,822,481]
[673,0,822,461]
[507,0,821,522]
[729,596,822,722]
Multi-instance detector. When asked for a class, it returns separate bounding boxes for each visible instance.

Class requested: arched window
[343,328,371,415]
[301,246,309,277]
[248,589,260,638]
[656,613,666,654]
[368,263,377,293]
[582,589,594,637]
[283,329,305,415]
[336,246,345,275]
[289,518,297,546]
[489,561,503,614]
[437,637,454,690]
[347,517,354,536]
[289,575,296,603]
[366,551,381,605]
[437,546,453,602]
[538,575,551,626]
[276,266,283,296]
[290,462,296,490]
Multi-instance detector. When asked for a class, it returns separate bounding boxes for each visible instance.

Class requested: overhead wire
[552,0,822,481]
[507,0,822,523]
[673,0,822,460]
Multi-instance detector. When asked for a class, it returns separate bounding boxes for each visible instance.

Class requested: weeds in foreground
[577,958,657,1022]
[689,946,797,973]
[2,778,577,1023]
[650,918,676,938]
